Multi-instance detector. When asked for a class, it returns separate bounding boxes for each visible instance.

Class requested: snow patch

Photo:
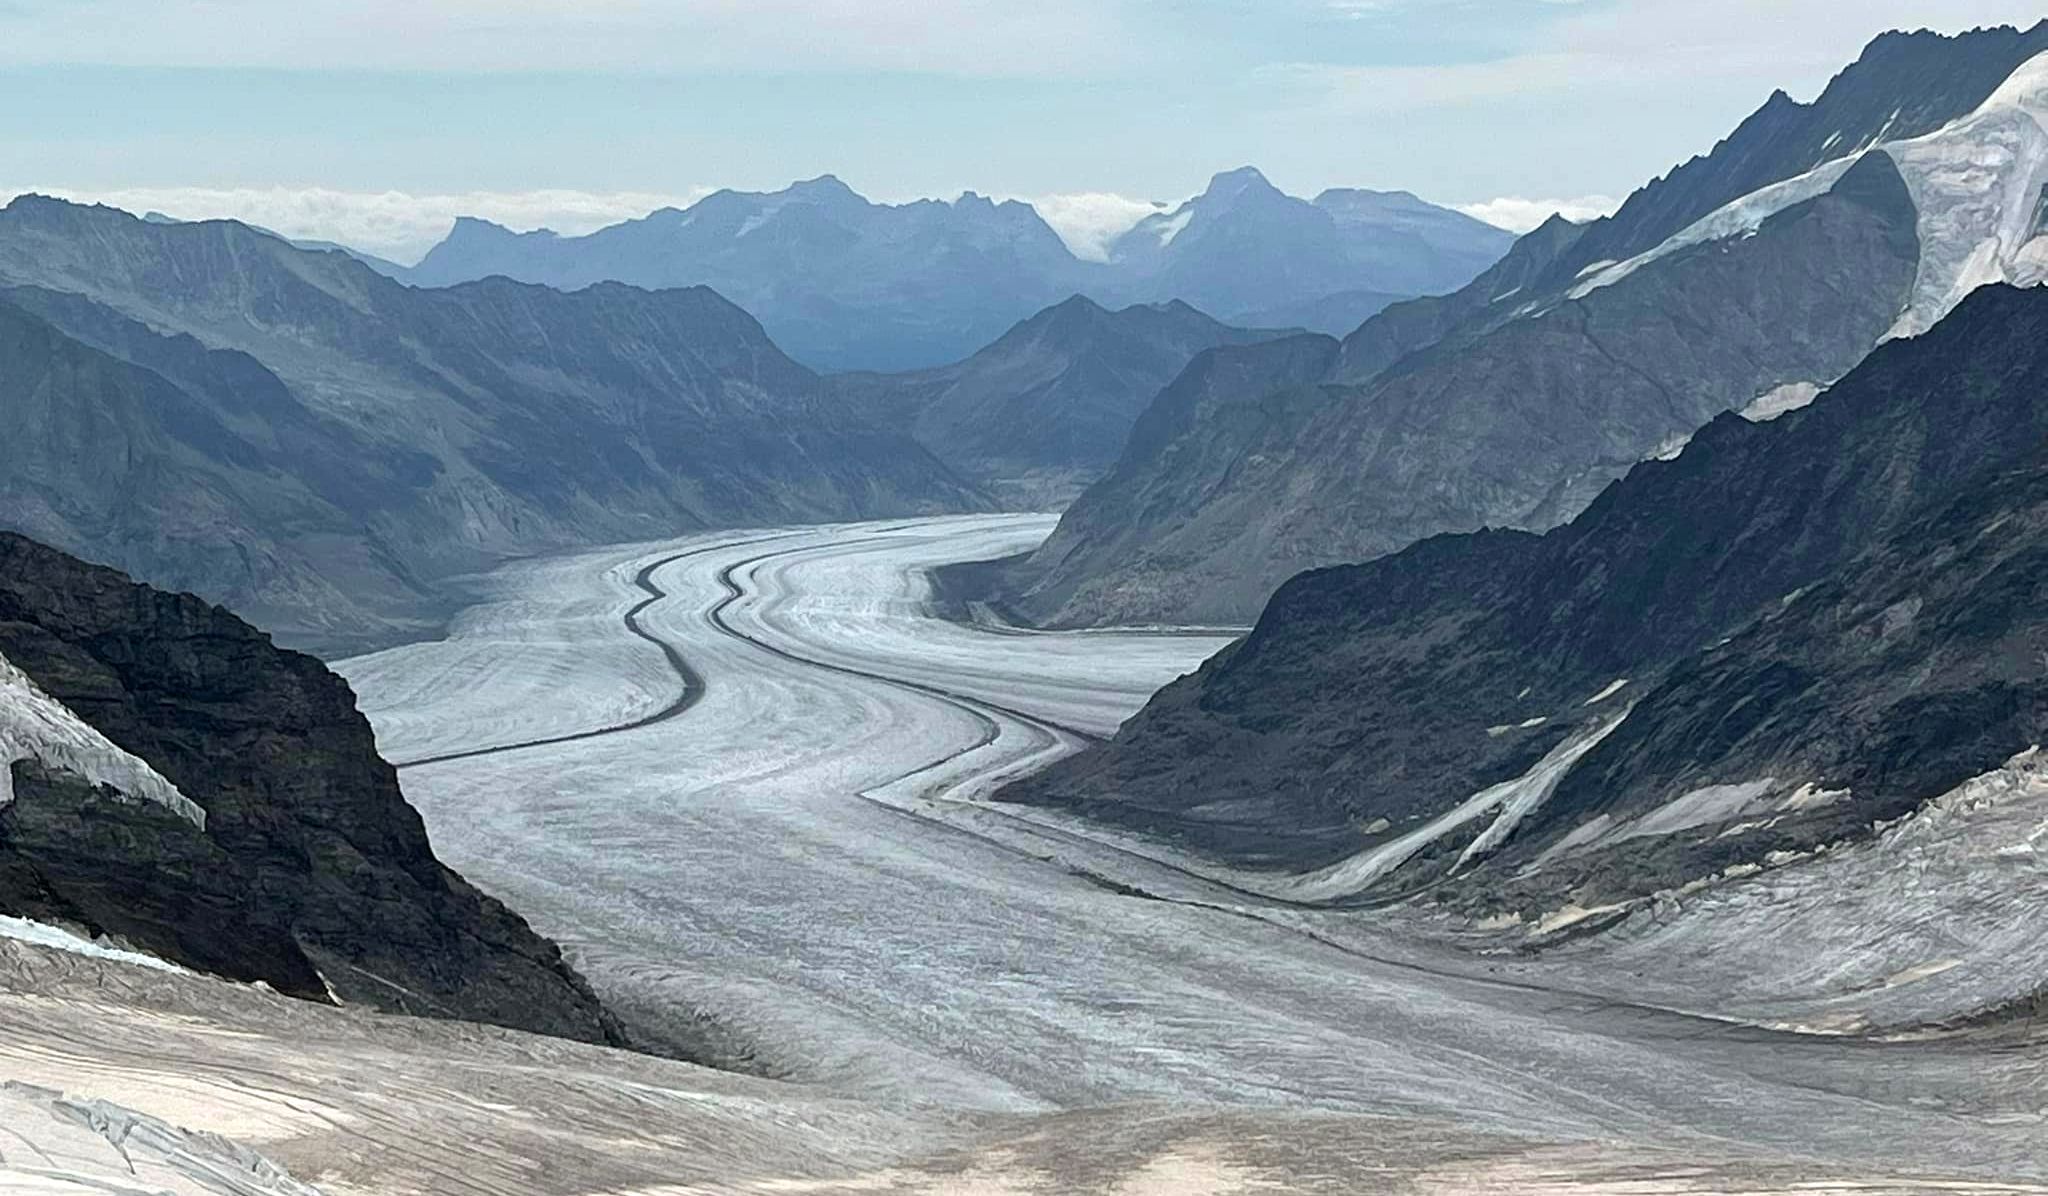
[1568,156,1860,300]
[1648,431,1693,461]
[1272,712,1628,902]
[1459,714,1629,867]
[0,914,189,974]
[0,650,203,828]
[1152,207,1194,248]
[1782,783,1849,812]
[1582,678,1628,705]
[1740,381,1823,422]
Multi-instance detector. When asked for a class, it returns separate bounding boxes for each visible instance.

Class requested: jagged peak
[442,215,556,245]
[786,173,862,202]
[1203,165,1282,201]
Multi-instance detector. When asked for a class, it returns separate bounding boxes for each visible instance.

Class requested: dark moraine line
[701,548,1104,747]
[393,532,800,770]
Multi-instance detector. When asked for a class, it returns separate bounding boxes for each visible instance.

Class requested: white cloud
[0,183,1184,265]
[1456,194,1621,233]
[0,185,709,262]
[0,0,1141,78]
[1026,192,1167,261]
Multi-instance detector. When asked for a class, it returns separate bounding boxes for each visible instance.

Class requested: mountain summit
[401,172,1510,369]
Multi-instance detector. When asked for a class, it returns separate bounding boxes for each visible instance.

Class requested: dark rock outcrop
[0,532,623,1046]
[1003,284,2048,911]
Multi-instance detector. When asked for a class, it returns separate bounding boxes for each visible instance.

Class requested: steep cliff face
[1002,285,2048,915]
[0,532,622,1046]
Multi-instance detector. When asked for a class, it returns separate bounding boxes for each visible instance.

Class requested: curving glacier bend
[2,514,2044,1193]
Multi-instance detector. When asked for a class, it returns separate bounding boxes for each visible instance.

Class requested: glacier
[1569,50,2048,341]
[0,515,2038,1191]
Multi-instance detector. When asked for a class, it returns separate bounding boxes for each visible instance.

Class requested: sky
[1,0,2042,262]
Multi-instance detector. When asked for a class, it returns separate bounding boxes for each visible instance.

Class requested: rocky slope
[982,23,2048,628]
[401,171,1508,370]
[0,531,622,1045]
[0,197,984,653]
[1003,284,2048,921]
[829,295,1286,504]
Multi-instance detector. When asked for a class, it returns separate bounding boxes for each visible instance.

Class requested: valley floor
[3,515,2043,1193]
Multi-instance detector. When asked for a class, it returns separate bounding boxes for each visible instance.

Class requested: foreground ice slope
[325,515,2048,1186]
[15,937,2035,1195]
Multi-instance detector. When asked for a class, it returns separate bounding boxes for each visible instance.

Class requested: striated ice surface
[0,649,202,828]
[1534,749,2048,1032]
[0,514,2030,1191]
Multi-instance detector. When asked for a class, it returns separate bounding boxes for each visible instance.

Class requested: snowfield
[1,515,2042,1193]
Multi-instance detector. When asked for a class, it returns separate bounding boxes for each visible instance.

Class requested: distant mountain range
[1006,282,2048,924]
[0,196,985,654]
[963,22,2048,629]
[399,168,1511,370]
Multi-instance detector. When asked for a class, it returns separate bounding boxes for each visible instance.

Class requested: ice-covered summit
[1571,50,2048,338]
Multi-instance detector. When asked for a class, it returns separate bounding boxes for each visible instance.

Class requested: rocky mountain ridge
[1003,284,2048,929]
[971,23,2048,629]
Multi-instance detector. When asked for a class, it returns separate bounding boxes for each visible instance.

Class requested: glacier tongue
[0,649,204,828]
[1883,50,2048,339]
[1568,50,2048,339]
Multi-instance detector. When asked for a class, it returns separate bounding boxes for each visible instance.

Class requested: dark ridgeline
[1004,284,2048,916]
